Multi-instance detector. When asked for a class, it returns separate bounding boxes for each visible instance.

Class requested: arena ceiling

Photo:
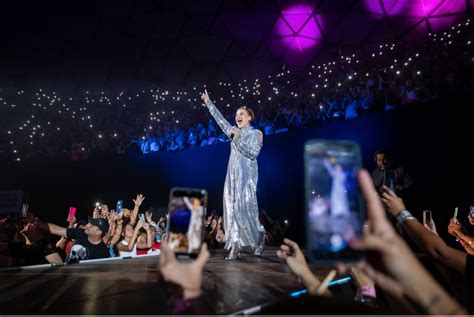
[0,0,472,86]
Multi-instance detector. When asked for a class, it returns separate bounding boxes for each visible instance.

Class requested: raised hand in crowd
[380,185,406,215]
[66,215,77,228]
[133,194,145,207]
[448,218,465,237]
[423,211,438,236]
[130,194,145,225]
[344,170,466,315]
[277,238,328,296]
[145,211,153,223]
[468,213,474,226]
[92,206,101,219]
[448,218,474,254]
[107,209,118,223]
[101,204,109,217]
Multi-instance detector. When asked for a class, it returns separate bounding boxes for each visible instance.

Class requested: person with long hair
[201,90,264,260]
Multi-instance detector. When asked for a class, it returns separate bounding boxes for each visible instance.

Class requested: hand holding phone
[138,213,145,222]
[423,210,437,235]
[423,210,432,224]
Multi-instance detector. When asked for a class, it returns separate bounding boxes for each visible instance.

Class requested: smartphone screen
[453,207,459,223]
[383,170,395,191]
[68,207,77,219]
[21,203,29,218]
[423,210,432,224]
[138,213,145,222]
[116,200,123,213]
[470,205,474,217]
[166,188,207,258]
[304,140,364,263]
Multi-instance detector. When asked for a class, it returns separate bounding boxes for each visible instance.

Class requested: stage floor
[0,247,343,315]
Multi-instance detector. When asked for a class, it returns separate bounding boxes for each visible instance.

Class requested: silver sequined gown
[205,99,263,250]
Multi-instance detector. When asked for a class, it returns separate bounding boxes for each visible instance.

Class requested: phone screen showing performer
[166,188,207,258]
[304,139,365,264]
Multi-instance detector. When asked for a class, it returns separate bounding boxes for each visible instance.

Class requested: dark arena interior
[1,0,473,315]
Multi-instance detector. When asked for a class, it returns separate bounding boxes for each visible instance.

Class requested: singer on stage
[201,90,264,260]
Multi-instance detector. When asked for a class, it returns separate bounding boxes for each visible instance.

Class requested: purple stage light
[363,0,466,18]
[363,0,466,36]
[275,4,322,52]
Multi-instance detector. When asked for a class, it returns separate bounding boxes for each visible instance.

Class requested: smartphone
[166,187,207,258]
[383,170,395,191]
[423,210,432,224]
[21,203,29,218]
[68,207,77,219]
[138,213,145,222]
[304,139,364,264]
[470,205,474,217]
[116,200,123,214]
[453,207,459,223]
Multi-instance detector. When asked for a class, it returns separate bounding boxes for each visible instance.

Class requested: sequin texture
[205,99,264,250]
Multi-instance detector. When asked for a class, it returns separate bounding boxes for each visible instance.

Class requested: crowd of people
[0,194,162,266]
[0,146,473,313]
[0,196,288,267]
[0,19,472,163]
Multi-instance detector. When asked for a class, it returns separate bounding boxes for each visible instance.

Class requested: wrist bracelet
[396,210,415,225]
[358,285,376,298]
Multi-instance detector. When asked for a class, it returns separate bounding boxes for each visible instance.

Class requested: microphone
[230,128,238,140]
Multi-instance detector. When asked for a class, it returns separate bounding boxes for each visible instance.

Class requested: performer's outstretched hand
[201,89,210,103]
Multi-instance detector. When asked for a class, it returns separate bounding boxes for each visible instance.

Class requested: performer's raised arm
[201,89,233,139]
[323,158,335,176]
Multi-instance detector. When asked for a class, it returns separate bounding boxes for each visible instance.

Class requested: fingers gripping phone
[305,139,365,264]
[166,188,207,258]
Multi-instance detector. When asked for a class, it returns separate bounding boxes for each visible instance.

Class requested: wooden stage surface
[0,247,349,315]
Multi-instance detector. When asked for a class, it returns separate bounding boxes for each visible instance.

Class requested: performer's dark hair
[239,107,255,121]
